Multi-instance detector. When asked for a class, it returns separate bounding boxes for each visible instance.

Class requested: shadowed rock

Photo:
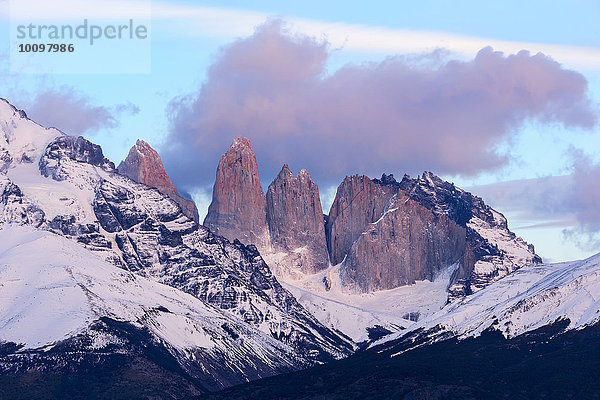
[266,165,329,276]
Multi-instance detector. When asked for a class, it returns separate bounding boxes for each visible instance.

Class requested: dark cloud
[25,87,139,136]
[163,19,597,194]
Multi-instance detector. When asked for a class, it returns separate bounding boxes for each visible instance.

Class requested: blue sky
[1,0,600,262]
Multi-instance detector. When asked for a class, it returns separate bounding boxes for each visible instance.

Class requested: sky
[1,0,599,262]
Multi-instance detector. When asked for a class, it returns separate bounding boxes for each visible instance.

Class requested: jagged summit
[397,171,475,227]
[204,137,330,278]
[324,170,540,297]
[274,164,313,181]
[279,163,294,178]
[118,139,198,222]
[0,98,63,174]
[266,164,329,276]
[372,172,401,188]
[298,168,311,177]
[204,136,270,249]
[231,135,253,151]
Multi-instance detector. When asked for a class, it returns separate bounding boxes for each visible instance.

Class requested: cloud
[561,150,600,250]
[163,20,597,195]
[7,1,600,69]
[469,151,600,253]
[24,87,139,135]
[467,175,575,223]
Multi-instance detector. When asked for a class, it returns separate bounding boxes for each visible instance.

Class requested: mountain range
[1,98,599,399]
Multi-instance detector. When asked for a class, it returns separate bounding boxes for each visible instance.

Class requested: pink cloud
[26,87,139,136]
[163,20,597,192]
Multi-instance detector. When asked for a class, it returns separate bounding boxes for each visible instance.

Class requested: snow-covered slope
[0,98,352,376]
[282,263,457,342]
[0,99,62,174]
[0,225,309,390]
[377,253,600,348]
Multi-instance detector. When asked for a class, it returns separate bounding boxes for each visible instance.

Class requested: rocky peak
[118,139,198,222]
[39,135,116,181]
[297,168,311,179]
[265,164,329,276]
[398,171,475,227]
[0,100,354,370]
[325,175,399,266]
[1,99,62,172]
[231,136,253,150]
[204,136,270,249]
[373,173,401,188]
[279,163,294,179]
[325,171,541,299]
[326,173,467,292]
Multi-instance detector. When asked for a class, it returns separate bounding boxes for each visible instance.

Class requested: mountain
[266,164,329,278]
[203,136,270,250]
[0,225,312,397]
[396,172,542,299]
[378,252,600,343]
[0,99,353,393]
[203,140,539,300]
[204,137,331,279]
[326,172,541,299]
[290,172,540,340]
[202,138,540,341]
[118,139,199,222]
[199,253,600,399]
[2,97,588,398]
[327,174,465,293]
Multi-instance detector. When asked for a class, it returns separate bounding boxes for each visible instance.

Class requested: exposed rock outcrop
[118,140,198,222]
[204,137,540,301]
[327,172,541,299]
[396,172,541,299]
[204,137,270,250]
[325,175,398,266]
[344,191,467,292]
[205,138,331,278]
[40,135,116,181]
[266,165,329,276]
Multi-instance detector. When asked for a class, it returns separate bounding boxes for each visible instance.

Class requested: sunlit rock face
[118,139,198,222]
[204,137,270,250]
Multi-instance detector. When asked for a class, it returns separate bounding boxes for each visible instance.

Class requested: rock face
[397,172,541,299]
[205,139,331,279]
[118,139,198,222]
[325,175,398,267]
[327,174,466,292]
[204,138,539,300]
[266,165,329,276]
[326,172,541,299]
[204,137,270,250]
[345,191,467,292]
